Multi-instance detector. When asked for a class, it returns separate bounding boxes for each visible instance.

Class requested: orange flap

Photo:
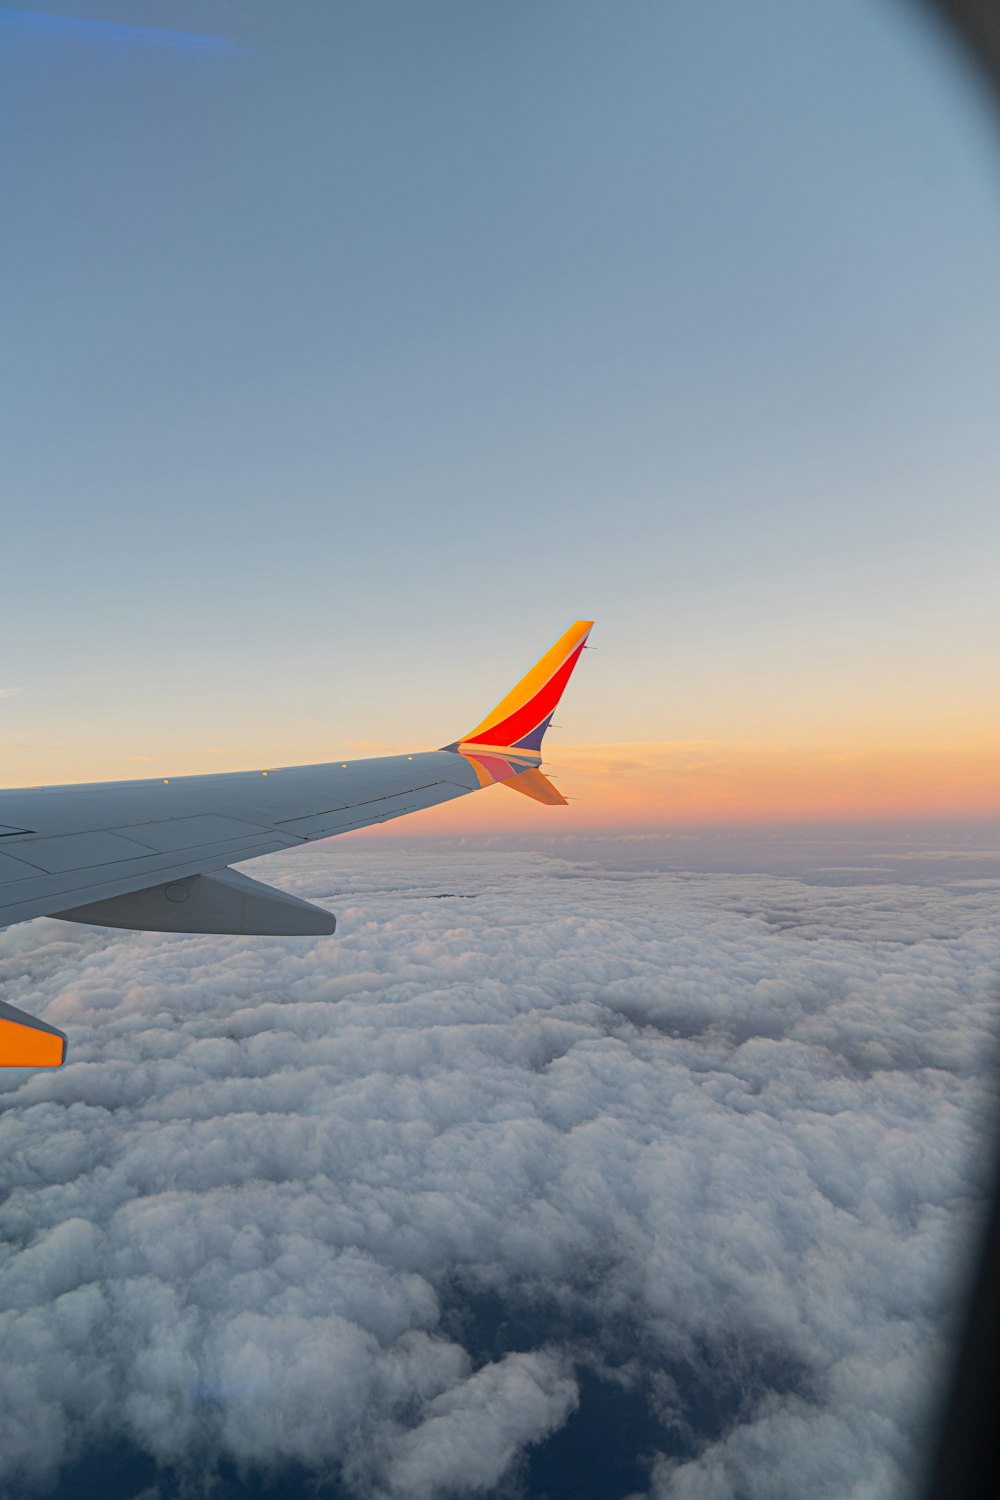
[0,1000,66,1068]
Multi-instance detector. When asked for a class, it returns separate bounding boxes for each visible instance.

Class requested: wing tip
[460,618,594,753]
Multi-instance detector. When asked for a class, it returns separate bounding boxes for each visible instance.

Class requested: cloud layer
[1,847,998,1498]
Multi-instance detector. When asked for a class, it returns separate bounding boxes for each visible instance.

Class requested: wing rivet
[163,779,169,785]
[262,771,268,776]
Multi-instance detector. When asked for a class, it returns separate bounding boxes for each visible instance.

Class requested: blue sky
[3,0,1000,786]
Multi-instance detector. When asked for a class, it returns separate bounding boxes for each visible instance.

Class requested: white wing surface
[0,750,481,931]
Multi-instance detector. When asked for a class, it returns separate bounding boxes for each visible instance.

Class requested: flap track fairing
[51,868,336,936]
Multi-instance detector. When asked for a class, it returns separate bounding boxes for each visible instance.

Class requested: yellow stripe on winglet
[464,620,593,742]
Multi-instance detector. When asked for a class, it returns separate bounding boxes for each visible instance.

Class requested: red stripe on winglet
[463,641,586,750]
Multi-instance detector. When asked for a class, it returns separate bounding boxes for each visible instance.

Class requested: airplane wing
[0,620,593,1065]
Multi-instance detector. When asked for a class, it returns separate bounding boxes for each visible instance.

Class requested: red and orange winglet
[0,999,67,1068]
[447,619,593,792]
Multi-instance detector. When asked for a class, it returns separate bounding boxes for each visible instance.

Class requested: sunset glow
[1,733,996,831]
[359,740,1000,833]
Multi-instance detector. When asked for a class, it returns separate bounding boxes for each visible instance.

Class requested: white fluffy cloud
[0,846,997,1498]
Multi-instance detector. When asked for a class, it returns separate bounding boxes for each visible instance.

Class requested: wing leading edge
[0,620,593,1065]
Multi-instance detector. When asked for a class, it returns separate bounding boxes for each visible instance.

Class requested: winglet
[457,619,593,757]
[0,999,66,1068]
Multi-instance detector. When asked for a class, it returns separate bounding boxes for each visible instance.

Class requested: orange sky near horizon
[5,0,1000,872]
[2,736,996,831]
[369,739,1000,834]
